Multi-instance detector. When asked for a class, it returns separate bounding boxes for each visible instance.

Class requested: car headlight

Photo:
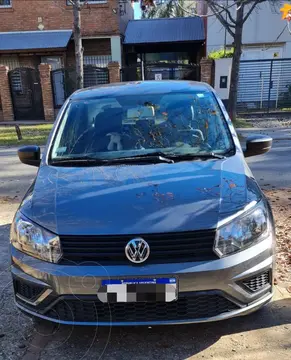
[214,202,269,257]
[10,211,62,263]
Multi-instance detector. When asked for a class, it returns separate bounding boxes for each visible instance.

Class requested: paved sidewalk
[237,127,291,140]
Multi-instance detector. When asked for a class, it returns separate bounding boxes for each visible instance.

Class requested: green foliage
[208,48,234,60]
[143,0,195,19]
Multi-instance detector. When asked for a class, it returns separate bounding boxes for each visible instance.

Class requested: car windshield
[50,91,234,162]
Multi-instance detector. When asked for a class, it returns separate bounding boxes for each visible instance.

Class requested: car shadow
[39,297,291,359]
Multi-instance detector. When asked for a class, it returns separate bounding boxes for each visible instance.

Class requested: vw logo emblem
[125,238,150,264]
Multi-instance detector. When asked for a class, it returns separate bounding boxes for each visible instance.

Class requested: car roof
[70,81,213,101]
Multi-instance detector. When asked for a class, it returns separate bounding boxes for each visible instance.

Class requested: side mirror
[18,146,41,167]
[244,135,272,158]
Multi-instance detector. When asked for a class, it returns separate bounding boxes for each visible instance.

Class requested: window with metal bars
[84,55,112,68]
[66,0,107,5]
[0,55,20,70]
[10,70,22,92]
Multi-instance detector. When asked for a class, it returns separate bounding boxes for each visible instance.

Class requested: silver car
[11,81,275,325]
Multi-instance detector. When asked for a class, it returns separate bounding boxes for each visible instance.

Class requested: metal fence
[145,63,200,81]
[121,62,201,82]
[237,58,291,113]
[51,65,109,108]
[84,55,112,68]
[120,64,142,82]
[84,65,109,87]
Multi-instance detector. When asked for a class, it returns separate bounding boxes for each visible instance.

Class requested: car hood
[20,156,261,235]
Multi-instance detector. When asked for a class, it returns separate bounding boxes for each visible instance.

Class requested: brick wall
[83,39,111,56]
[0,0,120,36]
[0,65,14,121]
[19,56,40,69]
[200,58,215,87]
[108,61,120,83]
[39,64,54,121]
[66,38,111,67]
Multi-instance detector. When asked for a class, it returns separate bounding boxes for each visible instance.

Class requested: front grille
[60,230,217,265]
[46,292,239,323]
[14,279,44,302]
[242,271,271,293]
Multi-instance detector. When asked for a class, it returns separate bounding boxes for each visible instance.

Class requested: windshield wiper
[108,151,225,164]
[50,156,109,166]
[197,152,226,159]
[50,151,225,167]
[111,152,174,164]
[169,152,226,161]
[50,153,174,166]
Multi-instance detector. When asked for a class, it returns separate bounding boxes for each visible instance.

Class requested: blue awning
[124,17,205,45]
[0,30,72,51]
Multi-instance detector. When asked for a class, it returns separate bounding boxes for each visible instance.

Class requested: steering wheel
[177,129,213,151]
[177,128,204,145]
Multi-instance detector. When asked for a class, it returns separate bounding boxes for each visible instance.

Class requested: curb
[239,136,291,141]
[236,127,291,132]
[236,129,291,141]
[274,285,291,300]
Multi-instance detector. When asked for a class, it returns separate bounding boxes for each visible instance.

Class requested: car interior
[54,93,232,157]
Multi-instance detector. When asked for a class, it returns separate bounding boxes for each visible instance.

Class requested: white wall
[214,58,232,100]
[110,36,122,66]
[206,0,291,58]
[120,3,134,34]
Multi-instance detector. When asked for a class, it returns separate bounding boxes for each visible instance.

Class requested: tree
[143,0,275,121]
[143,0,195,18]
[204,0,276,121]
[68,0,140,89]
[52,0,84,89]
[69,0,84,89]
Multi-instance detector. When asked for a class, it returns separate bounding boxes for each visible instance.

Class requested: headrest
[94,107,123,133]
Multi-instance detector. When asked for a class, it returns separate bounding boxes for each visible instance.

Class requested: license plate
[97,277,178,303]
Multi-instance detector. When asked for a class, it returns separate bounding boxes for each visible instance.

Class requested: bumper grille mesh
[46,293,239,323]
[242,271,271,293]
[60,230,217,265]
[14,279,44,301]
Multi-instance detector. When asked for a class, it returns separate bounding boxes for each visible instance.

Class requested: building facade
[0,0,134,70]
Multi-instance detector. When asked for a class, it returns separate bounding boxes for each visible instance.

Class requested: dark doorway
[145,62,201,81]
[9,67,44,120]
[121,63,201,82]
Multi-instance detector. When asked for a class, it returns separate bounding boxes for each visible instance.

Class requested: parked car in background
[11,81,275,325]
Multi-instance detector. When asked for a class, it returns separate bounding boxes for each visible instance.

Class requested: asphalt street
[246,140,291,190]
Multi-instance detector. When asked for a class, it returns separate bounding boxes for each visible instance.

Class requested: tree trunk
[73,0,83,89]
[228,4,244,121]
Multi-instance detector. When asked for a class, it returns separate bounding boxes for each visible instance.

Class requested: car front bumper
[11,236,275,326]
